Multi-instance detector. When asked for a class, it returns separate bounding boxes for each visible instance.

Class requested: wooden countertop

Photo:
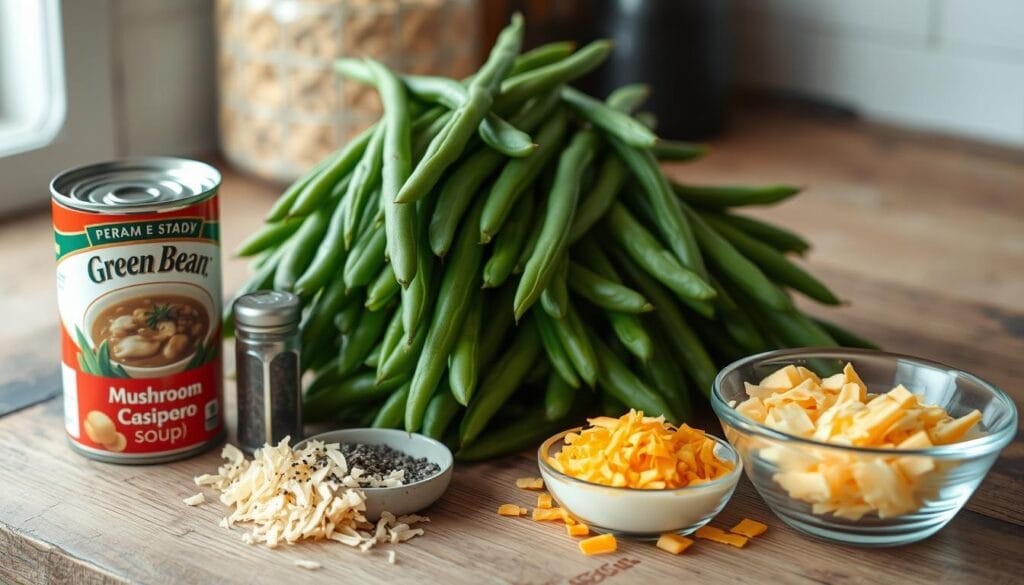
[2,105,1022,584]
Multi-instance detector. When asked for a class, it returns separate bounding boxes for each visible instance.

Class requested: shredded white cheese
[183,493,205,506]
[387,550,397,564]
[293,560,322,570]
[190,438,428,553]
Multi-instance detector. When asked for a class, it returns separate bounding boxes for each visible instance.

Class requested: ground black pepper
[338,443,441,485]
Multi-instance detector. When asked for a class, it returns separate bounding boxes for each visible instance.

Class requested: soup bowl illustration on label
[84,282,215,379]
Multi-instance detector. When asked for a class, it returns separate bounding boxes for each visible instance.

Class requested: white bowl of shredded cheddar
[537,411,742,537]
[712,348,1018,547]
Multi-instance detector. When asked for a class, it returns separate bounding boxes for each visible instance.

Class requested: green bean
[368,61,419,287]
[568,262,652,313]
[396,15,523,205]
[274,204,331,292]
[812,318,879,350]
[651,140,708,162]
[513,129,597,319]
[372,383,411,429]
[754,305,837,348]
[605,83,651,114]
[342,123,385,248]
[457,406,567,461]
[634,111,658,130]
[567,153,627,243]
[413,109,454,160]
[338,304,392,376]
[265,156,332,222]
[717,212,810,255]
[401,198,436,342]
[674,182,800,208]
[495,40,612,110]
[236,216,303,257]
[287,124,375,219]
[303,372,403,422]
[334,294,363,335]
[365,266,400,311]
[423,388,461,440]
[703,213,840,305]
[708,274,767,355]
[612,247,718,396]
[294,179,354,297]
[460,320,541,445]
[478,285,516,367]
[549,303,598,387]
[539,254,569,320]
[301,275,349,346]
[481,109,569,244]
[377,315,428,386]
[376,309,404,380]
[607,311,654,363]
[561,86,657,148]
[449,291,482,405]
[508,41,577,76]
[514,217,541,275]
[589,334,675,420]
[364,342,382,368]
[479,113,536,157]
[535,310,581,389]
[342,223,386,289]
[605,203,715,302]
[223,245,288,337]
[609,142,707,278]
[405,200,488,431]
[544,373,575,422]
[482,193,534,288]
[642,328,693,422]
[680,202,794,312]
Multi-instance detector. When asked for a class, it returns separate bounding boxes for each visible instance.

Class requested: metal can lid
[51,157,221,213]
[234,291,302,330]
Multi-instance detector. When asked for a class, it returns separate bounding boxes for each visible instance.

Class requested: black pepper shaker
[233,291,302,453]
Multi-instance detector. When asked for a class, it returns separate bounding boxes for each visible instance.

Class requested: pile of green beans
[227,15,873,460]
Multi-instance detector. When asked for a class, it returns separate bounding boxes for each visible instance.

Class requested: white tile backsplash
[732,0,1024,147]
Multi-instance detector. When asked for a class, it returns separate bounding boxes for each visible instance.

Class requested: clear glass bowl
[537,428,742,538]
[712,348,1018,547]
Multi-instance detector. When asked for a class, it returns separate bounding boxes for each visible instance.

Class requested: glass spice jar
[233,291,303,453]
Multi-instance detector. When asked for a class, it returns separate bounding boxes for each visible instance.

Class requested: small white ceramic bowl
[538,428,742,537]
[300,428,453,521]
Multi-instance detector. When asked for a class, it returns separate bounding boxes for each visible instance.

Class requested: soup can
[51,158,225,463]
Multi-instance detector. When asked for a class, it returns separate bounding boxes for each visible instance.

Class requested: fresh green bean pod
[604,83,651,114]
[495,40,612,110]
[223,245,289,337]
[457,406,569,461]
[304,371,403,422]
[539,254,569,320]
[544,373,575,422]
[265,156,333,222]
[568,262,653,313]
[338,304,392,376]
[508,41,577,76]
[708,274,768,355]
[401,198,436,342]
[703,213,840,305]
[343,223,386,289]
[567,153,627,243]
[449,291,482,405]
[605,202,715,302]
[301,275,350,349]
[334,294,363,335]
[376,309,404,379]
[365,266,401,311]
[549,303,598,387]
[717,212,810,255]
[482,193,534,288]
[606,311,654,363]
[534,310,582,389]
[372,383,411,428]
[377,316,428,386]
[589,334,675,420]
[294,178,354,297]
[753,305,838,348]
[479,113,536,157]
[642,329,693,422]
[651,140,709,162]
[680,203,794,312]
[364,342,382,368]
[513,129,597,319]
[481,109,569,244]
[478,285,516,367]
[405,200,488,431]
[560,86,657,148]
[460,321,541,445]
[286,124,374,219]
[274,204,332,292]
[674,182,800,208]
[236,216,303,257]
[342,123,385,248]
[423,387,461,440]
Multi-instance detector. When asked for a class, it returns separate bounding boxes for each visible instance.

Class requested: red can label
[53,196,223,460]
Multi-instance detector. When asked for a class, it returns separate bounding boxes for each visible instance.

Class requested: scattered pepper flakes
[579,533,617,556]
[567,523,590,537]
[546,410,734,489]
[516,477,545,490]
[537,493,553,509]
[656,533,694,555]
[730,519,768,538]
[498,504,526,517]
[694,526,748,548]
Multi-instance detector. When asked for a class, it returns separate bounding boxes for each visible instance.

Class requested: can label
[53,196,224,458]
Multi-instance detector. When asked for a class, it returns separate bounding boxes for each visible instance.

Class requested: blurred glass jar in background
[216,0,481,182]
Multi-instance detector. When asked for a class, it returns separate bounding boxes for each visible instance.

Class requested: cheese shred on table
[193,438,427,551]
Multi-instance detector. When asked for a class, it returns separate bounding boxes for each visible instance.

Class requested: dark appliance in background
[485,0,728,139]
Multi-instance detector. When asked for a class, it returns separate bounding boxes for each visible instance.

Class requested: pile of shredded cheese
[546,410,734,489]
[192,438,427,552]
[735,363,983,519]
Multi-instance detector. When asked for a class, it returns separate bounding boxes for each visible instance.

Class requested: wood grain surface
[1,104,1021,584]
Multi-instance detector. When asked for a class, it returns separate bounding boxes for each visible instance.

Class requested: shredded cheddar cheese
[537,493,553,509]
[498,504,527,517]
[567,523,590,537]
[579,533,617,555]
[547,410,734,489]
[735,363,984,519]
[730,519,768,538]
[516,477,545,490]
[656,533,694,554]
[695,526,748,548]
